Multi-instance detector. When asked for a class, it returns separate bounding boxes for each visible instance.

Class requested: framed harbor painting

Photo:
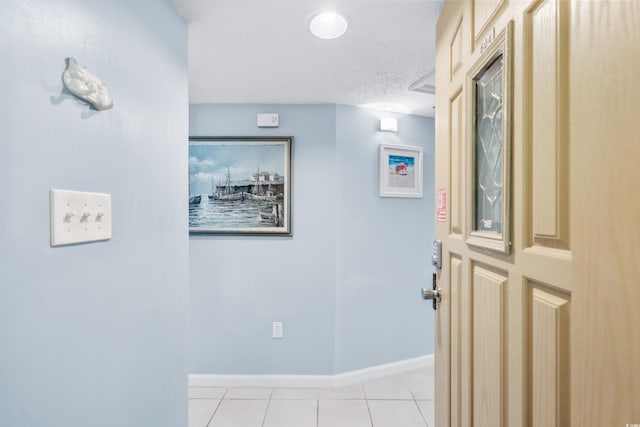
[189,136,292,236]
[378,144,423,198]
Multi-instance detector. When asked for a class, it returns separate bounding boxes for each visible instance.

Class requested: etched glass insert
[474,55,503,234]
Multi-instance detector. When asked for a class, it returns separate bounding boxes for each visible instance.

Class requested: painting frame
[378,144,424,198]
[188,136,292,236]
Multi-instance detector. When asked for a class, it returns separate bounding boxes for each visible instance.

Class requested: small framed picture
[188,136,292,236]
[378,144,424,198]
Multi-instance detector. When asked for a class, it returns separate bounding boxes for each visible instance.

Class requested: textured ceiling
[172,0,443,117]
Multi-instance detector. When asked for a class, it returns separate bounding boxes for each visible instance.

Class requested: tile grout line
[414,399,431,427]
[362,382,375,426]
[366,397,416,401]
[204,392,225,427]
[259,389,275,427]
[407,375,432,427]
[364,398,374,427]
[406,380,426,426]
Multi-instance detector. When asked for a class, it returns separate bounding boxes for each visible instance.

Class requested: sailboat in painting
[215,168,244,201]
[208,174,216,200]
[245,167,277,201]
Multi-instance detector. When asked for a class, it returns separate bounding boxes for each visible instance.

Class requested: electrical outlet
[272,321,283,338]
[50,189,112,246]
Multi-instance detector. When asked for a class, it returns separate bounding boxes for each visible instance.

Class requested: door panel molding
[523,0,570,250]
[449,89,464,236]
[472,0,506,48]
[450,255,463,426]
[472,264,507,427]
[528,282,570,427]
[450,16,464,80]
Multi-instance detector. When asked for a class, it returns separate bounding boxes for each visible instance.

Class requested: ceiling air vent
[409,70,436,95]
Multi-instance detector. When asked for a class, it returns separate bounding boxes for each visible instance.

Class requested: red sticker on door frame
[436,188,447,222]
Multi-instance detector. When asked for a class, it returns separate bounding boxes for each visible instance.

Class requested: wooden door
[433,1,640,426]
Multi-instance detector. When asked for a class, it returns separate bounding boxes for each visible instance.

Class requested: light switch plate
[50,189,112,246]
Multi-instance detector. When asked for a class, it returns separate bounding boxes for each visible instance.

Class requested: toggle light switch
[80,212,92,223]
[50,189,112,246]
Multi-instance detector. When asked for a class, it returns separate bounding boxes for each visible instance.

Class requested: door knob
[421,272,441,310]
[421,288,440,301]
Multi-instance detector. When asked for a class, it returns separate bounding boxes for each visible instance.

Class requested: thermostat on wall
[257,113,279,128]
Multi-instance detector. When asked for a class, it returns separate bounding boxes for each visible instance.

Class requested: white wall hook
[62,57,114,111]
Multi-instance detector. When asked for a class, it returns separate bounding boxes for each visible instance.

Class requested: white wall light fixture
[379,117,398,132]
[309,12,348,40]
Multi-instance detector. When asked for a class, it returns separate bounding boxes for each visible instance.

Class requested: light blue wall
[334,105,435,373]
[0,1,189,426]
[189,104,434,375]
[189,104,338,375]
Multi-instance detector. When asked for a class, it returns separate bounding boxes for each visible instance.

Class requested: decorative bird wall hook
[62,57,114,111]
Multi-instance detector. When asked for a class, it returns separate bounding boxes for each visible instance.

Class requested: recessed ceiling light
[309,12,348,40]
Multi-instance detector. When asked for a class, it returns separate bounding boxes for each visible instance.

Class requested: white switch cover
[272,321,283,338]
[50,189,112,246]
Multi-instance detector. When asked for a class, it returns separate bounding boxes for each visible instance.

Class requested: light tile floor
[188,366,435,427]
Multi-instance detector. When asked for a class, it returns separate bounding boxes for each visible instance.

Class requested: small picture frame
[378,144,423,198]
[188,136,292,236]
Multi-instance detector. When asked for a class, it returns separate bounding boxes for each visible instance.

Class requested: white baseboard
[189,353,434,389]
[333,353,434,388]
